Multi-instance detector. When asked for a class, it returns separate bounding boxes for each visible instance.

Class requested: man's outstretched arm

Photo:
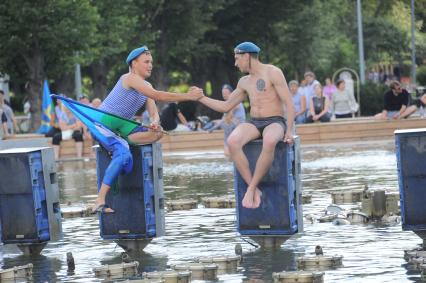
[199,87,245,113]
[126,74,203,102]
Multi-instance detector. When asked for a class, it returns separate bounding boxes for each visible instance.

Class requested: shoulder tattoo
[256,79,266,92]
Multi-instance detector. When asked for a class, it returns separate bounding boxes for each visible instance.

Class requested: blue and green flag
[36,80,53,134]
[51,95,143,151]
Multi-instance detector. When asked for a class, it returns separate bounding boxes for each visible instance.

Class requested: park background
[0,0,425,131]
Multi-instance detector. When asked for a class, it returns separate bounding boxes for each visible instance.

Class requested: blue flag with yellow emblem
[36,79,53,134]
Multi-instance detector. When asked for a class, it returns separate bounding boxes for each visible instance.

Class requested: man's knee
[129,131,162,144]
[112,148,133,174]
[227,134,242,151]
[103,148,133,185]
[154,132,163,142]
[409,105,417,113]
[149,131,163,142]
[262,135,279,150]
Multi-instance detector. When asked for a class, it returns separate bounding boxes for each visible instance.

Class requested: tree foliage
[0,0,425,125]
[0,0,98,129]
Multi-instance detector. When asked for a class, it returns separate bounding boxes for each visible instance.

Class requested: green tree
[82,0,140,99]
[195,0,300,118]
[276,0,356,81]
[0,0,98,130]
[143,0,222,91]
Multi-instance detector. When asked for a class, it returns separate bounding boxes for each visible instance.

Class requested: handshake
[186,86,204,101]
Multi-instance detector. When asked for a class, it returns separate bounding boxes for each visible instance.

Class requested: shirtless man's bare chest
[240,66,285,118]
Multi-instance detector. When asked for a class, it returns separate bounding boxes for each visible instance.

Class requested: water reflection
[0,142,423,282]
[99,251,169,275]
[1,254,61,282]
[240,248,297,281]
[56,160,98,203]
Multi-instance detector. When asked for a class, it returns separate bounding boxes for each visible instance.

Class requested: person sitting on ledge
[305,84,332,123]
[159,102,191,131]
[288,80,306,124]
[196,41,295,209]
[52,103,84,160]
[331,79,358,119]
[375,81,417,120]
[92,45,203,214]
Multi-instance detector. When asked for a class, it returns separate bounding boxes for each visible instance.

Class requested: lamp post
[74,52,82,99]
[410,0,416,86]
[356,0,366,84]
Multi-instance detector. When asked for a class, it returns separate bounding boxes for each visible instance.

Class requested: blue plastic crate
[96,144,158,239]
[395,128,426,231]
[234,140,298,236]
[0,150,50,243]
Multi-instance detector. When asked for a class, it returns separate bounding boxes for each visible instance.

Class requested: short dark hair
[0,90,4,95]
[390,81,401,90]
[336,79,345,87]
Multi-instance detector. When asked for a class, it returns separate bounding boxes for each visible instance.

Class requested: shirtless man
[198,42,295,209]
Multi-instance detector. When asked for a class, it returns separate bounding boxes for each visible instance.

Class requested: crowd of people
[43,95,103,159]
[143,70,361,143]
[288,71,359,125]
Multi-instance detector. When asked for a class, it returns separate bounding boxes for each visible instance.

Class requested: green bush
[359,82,388,116]
[416,65,426,86]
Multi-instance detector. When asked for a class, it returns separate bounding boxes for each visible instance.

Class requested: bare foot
[92,199,114,213]
[253,188,262,208]
[242,187,262,209]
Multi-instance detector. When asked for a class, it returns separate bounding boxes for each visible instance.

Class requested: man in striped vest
[93,46,203,213]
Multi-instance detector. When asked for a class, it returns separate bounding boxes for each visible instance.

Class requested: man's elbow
[223,105,233,113]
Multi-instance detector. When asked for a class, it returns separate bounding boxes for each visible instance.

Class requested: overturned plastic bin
[234,137,303,248]
[395,128,426,247]
[0,147,62,255]
[96,143,165,252]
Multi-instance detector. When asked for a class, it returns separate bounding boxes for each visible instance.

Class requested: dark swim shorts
[246,116,287,136]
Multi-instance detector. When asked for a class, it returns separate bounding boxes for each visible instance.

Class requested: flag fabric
[36,80,53,134]
[55,95,130,151]
[52,94,158,187]
[51,94,142,145]
[52,94,141,185]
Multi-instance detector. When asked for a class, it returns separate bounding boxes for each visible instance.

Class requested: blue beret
[126,46,149,65]
[234,42,261,54]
